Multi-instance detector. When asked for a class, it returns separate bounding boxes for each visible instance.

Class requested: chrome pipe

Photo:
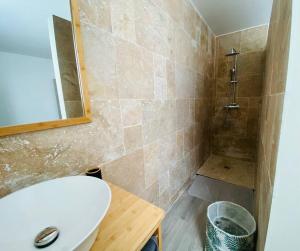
[224,48,239,109]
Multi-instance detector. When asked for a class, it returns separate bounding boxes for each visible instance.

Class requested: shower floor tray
[197,155,256,189]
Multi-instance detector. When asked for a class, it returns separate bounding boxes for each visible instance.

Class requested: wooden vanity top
[90,182,165,251]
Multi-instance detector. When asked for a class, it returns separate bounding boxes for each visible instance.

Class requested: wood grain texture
[0,0,92,137]
[91,183,165,251]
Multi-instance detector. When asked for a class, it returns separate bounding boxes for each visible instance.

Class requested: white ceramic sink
[0,176,111,251]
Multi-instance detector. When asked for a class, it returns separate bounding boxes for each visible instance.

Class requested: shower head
[225,48,240,57]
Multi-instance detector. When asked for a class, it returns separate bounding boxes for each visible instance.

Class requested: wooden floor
[196,155,256,189]
[163,192,209,251]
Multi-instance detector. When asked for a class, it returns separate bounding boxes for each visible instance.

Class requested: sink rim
[0,175,112,250]
[70,176,111,250]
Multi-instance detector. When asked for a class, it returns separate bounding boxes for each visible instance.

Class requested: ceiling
[191,0,273,35]
[0,0,71,58]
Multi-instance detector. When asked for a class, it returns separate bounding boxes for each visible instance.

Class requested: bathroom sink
[0,176,111,251]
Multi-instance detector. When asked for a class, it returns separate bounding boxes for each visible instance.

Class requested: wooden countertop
[91,182,165,251]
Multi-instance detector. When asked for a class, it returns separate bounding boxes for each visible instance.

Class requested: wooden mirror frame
[0,0,91,137]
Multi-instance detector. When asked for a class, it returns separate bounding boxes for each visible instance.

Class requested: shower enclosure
[197,26,267,189]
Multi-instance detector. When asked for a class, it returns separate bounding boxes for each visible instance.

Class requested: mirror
[0,0,91,136]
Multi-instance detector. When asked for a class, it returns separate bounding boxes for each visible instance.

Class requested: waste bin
[205,201,256,251]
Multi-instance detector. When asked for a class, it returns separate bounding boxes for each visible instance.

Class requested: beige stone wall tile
[217,31,241,56]
[142,119,162,145]
[158,189,170,211]
[207,29,214,56]
[124,125,143,153]
[81,25,118,99]
[241,25,268,53]
[215,78,230,97]
[160,100,177,134]
[212,135,256,161]
[193,123,201,147]
[175,64,196,99]
[154,76,167,101]
[268,94,284,184]
[110,0,136,42]
[153,56,168,101]
[238,74,263,97]
[141,100,162,124]
[79,0,111,31]
[141,100,176,145]
[184,126,194,155]
[270,3,291,94]
[189,99,196,124]
[134,0,175,59]
[248,97,262,108]
[143,141,161,189]
[200,19,209,54]
[256,164,273,251]
[165,0,184,25]
[195,98,205,123]
[247,107,260,139]
[238,51,266,77]
[176,99,190,130]
[166,60,176,98]
[158,170,170,196]
[175,27,193,67]
[216,56,229,79]
[196,74,211,98]
[183,0,200,41]
[116,39,154,99]
[154,54,167,78]
[139,181,159,206]
[120,99,142,127]
[176,129,184,160]
[213,97,249,137]
[169,159,189,196]
[160,133,177,169]
[255,3,291,250]
[102,149,145,195]
[74,99,125,163]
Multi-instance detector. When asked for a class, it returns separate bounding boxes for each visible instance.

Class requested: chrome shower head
[225,48,240,57]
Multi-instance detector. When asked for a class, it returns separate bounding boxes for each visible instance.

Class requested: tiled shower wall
[53,16,83,118]
[0,0,215,211]
[256,0,292,250]
[213,26,268,161]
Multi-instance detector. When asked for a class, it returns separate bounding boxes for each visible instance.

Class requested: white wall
[0,51,61,126]
[191,0,272,35]
[265,1,300,250]
[0,0,71,58]
[48,16,67,119]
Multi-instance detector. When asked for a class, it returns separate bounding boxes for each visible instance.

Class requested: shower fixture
[224,48,240,110]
